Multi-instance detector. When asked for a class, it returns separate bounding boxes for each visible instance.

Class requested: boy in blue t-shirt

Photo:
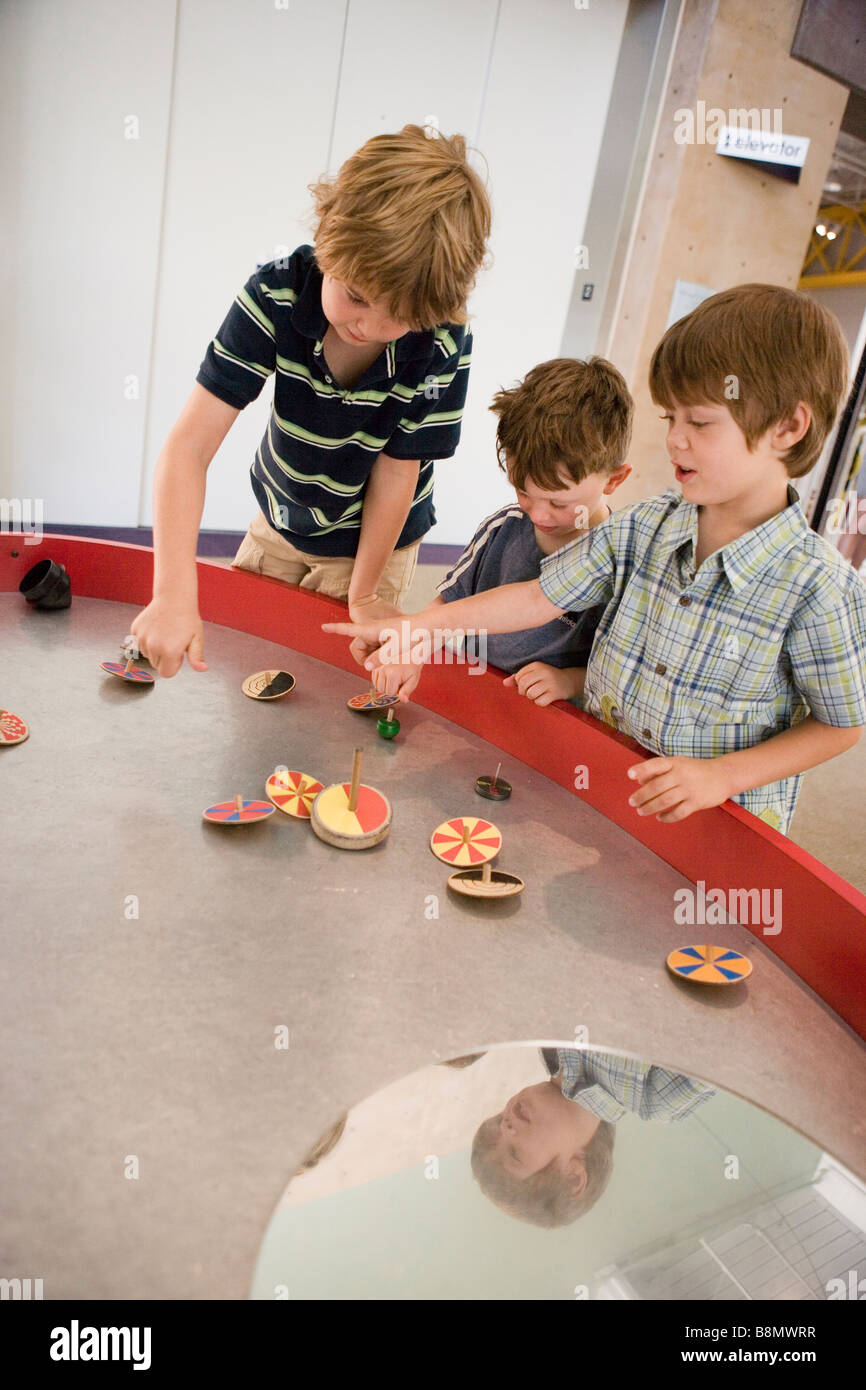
[352,356,633,706]
[131,124,491,678]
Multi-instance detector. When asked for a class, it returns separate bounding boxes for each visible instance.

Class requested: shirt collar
[292,251,328,341]
[655,491,699,557]
[718,485,807,590]
[291,247,436,371]
[656,485,807,590]
[556,1050,626,1121]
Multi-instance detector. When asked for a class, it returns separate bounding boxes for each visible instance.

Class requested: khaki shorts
[232,508,421,606]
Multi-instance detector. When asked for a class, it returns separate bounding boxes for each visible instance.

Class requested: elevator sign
[715,127,809,184]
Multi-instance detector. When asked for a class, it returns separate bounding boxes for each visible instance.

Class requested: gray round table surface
[2,594,864,1299]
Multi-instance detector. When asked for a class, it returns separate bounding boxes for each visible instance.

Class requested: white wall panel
[0,0,176,524]
[328,0,498,167]
[440,0,629,546]
[2,0,629,546]
[142,0,349,532]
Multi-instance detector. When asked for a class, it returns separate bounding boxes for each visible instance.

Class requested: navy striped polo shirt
[196,244,473,557]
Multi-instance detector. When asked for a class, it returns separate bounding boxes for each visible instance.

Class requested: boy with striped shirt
[131,125,491,677]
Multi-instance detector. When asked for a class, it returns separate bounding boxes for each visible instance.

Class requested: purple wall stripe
[40,524,463,566]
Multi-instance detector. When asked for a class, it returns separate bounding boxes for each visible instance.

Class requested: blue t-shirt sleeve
[436,512,492,602]
[385,327,473,461]
[196,258,294,410]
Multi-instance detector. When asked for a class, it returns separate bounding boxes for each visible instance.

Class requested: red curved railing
[4,534,865,1037]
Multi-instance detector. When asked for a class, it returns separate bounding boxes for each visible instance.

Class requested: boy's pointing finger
[322,620,381,640]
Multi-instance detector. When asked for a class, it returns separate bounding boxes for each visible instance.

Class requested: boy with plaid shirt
[328,285,866,833]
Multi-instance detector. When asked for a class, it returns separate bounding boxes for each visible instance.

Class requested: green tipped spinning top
[377,707,400,739]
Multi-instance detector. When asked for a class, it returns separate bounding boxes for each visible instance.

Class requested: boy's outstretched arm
[627,716,863,823]
[322,578,562,659]
[348,453,420,622]
[132,384,240,678]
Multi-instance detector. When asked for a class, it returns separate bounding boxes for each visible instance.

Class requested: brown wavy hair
[490,357,634,490]
[649,283,849,477]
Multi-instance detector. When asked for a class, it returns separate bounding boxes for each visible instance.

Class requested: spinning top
[347,687,400,712]
[430,816,502,866]
[101,658,154,684]
[265,769,324,819]
[0,710,29,746]
[448,860,524,898]
[203,794,275,825]
[475,761,511,801]
[311,748,392,850]
[242,669,296,700]
[377,708,400,739]
[666,944,752,986]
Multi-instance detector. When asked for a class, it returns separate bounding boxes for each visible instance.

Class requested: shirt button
[655,663,667,675]
[643,728,652,739]
[679,596,692,606]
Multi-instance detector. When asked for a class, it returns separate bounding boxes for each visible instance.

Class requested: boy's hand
[130,597,208,679]
[502,662,581,707]
[626,755,732,823]
[347,595,404,625]
[323,617,395,653]
[345,597,405,667]
[348,634,381,668]
[370,662,423,702]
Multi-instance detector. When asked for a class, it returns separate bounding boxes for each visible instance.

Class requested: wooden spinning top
[311,747,392,850]
[242,669,296,700]
[0,709,29,745]
[666,943,752,986]
[101,658,154,683]
[475,761,511,801]
[377,707,400,739]
[265,769,324,819]
[203,793,275,825]
[429,816,502,866]
[448,861,525,898]
[347,687,400,712]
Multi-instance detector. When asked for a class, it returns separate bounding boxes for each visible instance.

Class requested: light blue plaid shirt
[542,1048,716,1123]
[539,488,866,832]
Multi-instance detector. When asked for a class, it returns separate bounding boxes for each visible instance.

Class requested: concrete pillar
[606,0,849,504]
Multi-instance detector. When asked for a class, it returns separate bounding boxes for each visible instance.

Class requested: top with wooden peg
[430,816,502,865]
[475,761,511,801]
[311,747,392,850]
[265,769,323,819]
[377,706,400,739]
[100,657,154,684]
[448,858,525,899]
[0,710,29,745]
[242,669,296,700]
[347,686,400,712]
[203,793,275,824]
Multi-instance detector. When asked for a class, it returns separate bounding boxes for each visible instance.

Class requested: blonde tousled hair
[309,124,491,330]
